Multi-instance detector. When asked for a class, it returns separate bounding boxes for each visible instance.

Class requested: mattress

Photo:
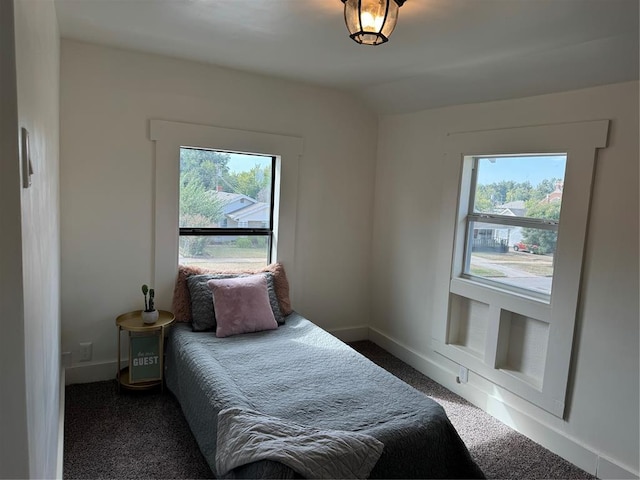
[165,313,484,479]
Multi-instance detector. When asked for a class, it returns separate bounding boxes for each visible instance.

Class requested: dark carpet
[64,341,596,479]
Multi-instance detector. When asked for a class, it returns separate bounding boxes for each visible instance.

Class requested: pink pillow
[208,275,278,338]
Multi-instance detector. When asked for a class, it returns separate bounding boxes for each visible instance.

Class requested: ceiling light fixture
[341,0,406,46]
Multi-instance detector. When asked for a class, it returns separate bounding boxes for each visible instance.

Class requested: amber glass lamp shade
[342,0,405,45]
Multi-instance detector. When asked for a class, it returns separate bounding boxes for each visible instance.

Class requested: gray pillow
[186,272,284,332]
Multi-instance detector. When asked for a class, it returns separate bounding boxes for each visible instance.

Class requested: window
[432,121,609,417]
[151,119,302,312]
[462,154,567,300]
[179,147,275,271]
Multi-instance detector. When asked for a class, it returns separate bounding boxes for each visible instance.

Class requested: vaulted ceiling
[54,0,639,114]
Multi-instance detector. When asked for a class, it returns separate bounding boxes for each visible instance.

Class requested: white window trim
[432,120,609,417]
[150,119,303,310]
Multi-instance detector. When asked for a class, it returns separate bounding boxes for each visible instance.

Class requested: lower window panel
[466,222,557,296]
[179,235,270,271]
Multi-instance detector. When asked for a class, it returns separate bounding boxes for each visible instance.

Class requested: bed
[165,265,484,479]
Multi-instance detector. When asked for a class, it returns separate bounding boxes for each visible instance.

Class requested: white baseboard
[368,326,639,480]
[327,325,369,343]
[65,360,117,385]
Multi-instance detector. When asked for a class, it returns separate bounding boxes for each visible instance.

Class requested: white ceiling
[54,0,639,114]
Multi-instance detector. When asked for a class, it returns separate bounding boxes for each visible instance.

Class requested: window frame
[432,120,609,418]
[178,147,277,265]
[461,154,565,302]
[150,119,302,311]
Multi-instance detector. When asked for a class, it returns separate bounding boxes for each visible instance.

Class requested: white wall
[60,40,377,377]
[371,81,639,477]
[0,0,61,478]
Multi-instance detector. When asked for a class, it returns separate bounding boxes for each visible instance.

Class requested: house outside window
[179,147,275,271]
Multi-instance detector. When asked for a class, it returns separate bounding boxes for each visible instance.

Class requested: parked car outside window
[513,241,541,254]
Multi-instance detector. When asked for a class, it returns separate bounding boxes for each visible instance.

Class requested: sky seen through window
[476,155,566,187]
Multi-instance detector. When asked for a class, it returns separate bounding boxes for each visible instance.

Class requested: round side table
[115,310,175,392]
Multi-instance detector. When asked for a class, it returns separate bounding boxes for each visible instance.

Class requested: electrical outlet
[457,366,468,384]
[79,342,92,362]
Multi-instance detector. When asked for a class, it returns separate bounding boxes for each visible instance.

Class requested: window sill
[450,277,552,323]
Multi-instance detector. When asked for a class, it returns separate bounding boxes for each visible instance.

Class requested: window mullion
[467,212,558,231]
[180,227,271,236]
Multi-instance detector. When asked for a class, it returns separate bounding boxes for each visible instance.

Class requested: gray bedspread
[165,313,484,479]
